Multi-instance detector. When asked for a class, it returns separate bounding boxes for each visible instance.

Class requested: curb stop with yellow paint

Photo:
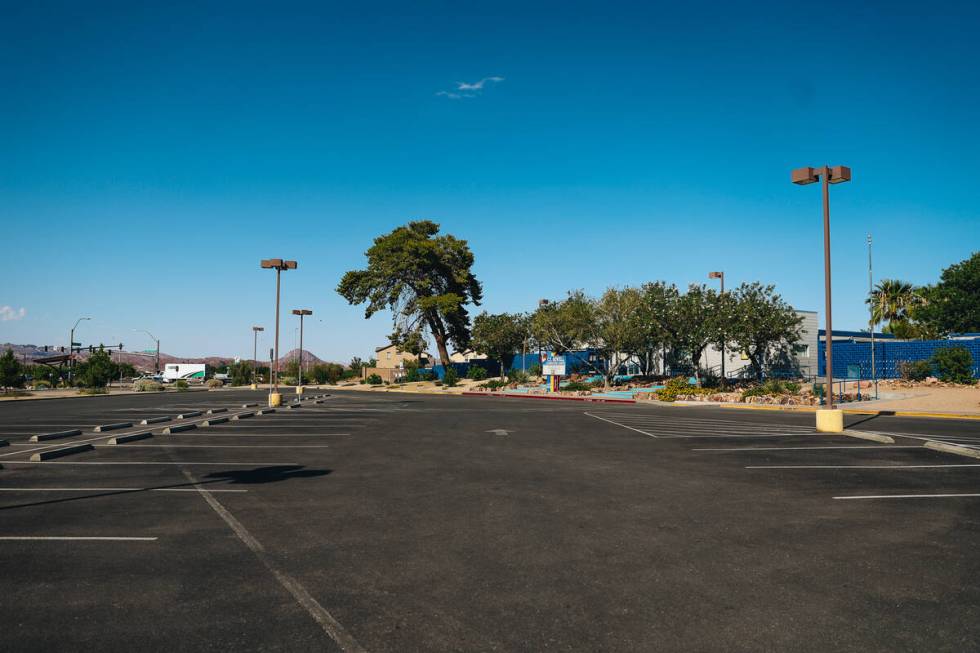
[268,392,282,407]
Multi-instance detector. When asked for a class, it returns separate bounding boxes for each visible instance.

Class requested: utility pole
[260,259,297,406]
[868,233,877,399]
[709,271,725,381]
[252,326,264,384]
[69,317,91,384]
[291,309,312,388]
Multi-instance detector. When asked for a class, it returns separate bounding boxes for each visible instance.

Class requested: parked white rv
[162,363,207,383]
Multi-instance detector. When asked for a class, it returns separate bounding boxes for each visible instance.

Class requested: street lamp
[792,165,851,429]
[708,271,725,382]
[291,309,312,389]
[68,317,91,383]
[260,258,297,406]
[251,326,264,386]
[133,329,160,374]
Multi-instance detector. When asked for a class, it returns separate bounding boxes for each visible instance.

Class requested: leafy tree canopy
[472,312,528,376]
[726,282,803,381]
[337,221,482,365]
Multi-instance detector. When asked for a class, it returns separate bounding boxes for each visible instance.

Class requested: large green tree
[635,282,680,376]
[669,285,725,386]
[726,282,803,381]
[337,221,482,365]
[77,348,114,388]
[590,287,647,387]
[0,348,23,391]
[918,252,980,335]
[867,278,926,336]
[471,312,527,377]
[530,291,594,355]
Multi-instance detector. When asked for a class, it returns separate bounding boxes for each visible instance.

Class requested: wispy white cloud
[456,76,504,91]
[0,306,27,321]
[436,76,504,99]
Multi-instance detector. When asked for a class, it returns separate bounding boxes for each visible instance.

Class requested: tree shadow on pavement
[0,466,331,511]
[203,465,332,484]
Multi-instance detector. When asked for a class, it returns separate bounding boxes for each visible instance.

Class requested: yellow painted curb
[717,403,980,421]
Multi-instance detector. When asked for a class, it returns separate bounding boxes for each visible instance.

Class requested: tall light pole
[68,317,91,383]
[260,258,297,406]
[252,326,264,385]
[868,233,877,398]
[134,329,160,374]
[291,309,312,388]
[792,165,851,426]
[708,271,725,381]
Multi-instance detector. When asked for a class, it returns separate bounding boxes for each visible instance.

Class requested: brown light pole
[291,309,312,387]
[708,271,725,381]
[260,259,297,406]
[792,165,851,416]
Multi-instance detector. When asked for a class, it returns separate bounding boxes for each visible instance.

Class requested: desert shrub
[32,380,52,389]
[508,369,530,384]
[174,380,189,391]
[656,376,697,402]
[279,376,298,386]
[206,378,224,389]
[741,385,767,399]
[479,379,508,391]
[561,381,593,392]
[466,366,488,381]
[528,364,542,377]
[443,367,459,387]
[365,374,383,385]
[404,366,421,382]
[898,360,932,381]
[78,387,108,395]
[133,379,163,392]
[931,347,975,384]
[433,380,443,386]
[784,381,800,394]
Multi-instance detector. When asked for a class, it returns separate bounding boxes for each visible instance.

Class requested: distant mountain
[1,343,337,371]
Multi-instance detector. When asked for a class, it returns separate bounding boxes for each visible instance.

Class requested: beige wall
[374,345,422,369]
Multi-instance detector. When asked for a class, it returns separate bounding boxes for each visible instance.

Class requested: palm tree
[867,279,924,333]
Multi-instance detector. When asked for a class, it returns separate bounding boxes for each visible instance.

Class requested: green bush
[78,387,108,395]
[466,366,488,380]
[784,381,800,394]
[898,360,933,381]
[365,374,383,385]
[279,376,298,386]
[206,379,224,389]
[133,379,163,392]
[656,376,698,402]
[404,366,421,382]
[931,347,975,384]
[479,379,508,391]
[561,381,593,392]
[443,367,459,387]
[508,369,530,384]
[528,364,542,377]
[32,380,52,389]
[174,380,189,391]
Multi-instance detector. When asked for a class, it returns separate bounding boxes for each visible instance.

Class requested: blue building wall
[818,339,980,379]
[430,349,601,380]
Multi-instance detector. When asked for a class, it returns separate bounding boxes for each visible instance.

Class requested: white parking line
[93,444,331,449]
[694,445,921,452]
[584,412,658,438]
[747,464,980,469]
[0,487,247,493]
[2,461,301,466]
[833,493,980,500]
[0,536,158,541]
[174,433,349,438]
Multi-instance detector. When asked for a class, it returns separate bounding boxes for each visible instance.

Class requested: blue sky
[2,1,978,361]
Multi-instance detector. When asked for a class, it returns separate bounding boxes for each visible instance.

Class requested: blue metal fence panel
[818,339,980,379]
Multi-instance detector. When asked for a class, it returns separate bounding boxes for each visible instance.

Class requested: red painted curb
[461,391,635,404]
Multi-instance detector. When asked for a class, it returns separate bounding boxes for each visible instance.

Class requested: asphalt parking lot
[2,389,980,651]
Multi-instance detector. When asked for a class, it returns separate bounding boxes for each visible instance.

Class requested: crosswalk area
[585,410,817,439]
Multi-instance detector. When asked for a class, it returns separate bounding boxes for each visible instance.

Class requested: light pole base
[268,392,282,407]
[816,409,844,433]
[296,386,304,395]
